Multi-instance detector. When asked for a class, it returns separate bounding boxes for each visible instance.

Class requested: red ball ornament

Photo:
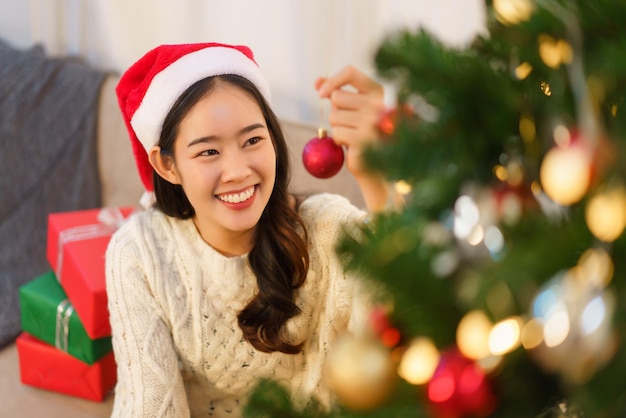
[426,347,497,418]
[302,128,344,178]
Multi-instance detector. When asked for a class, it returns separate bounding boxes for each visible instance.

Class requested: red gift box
[47,207,135,339]
[16,332,117,402]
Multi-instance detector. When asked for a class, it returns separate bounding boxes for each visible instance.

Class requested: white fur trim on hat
[130,46,271,152]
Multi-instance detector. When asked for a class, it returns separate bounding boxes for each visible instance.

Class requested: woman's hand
[315,66,385,179]
[316,66,398,212]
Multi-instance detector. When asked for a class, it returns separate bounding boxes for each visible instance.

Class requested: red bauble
[302,128,344,178]
[426,347,497,418]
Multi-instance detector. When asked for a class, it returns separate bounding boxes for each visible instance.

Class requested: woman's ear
[148,146,180,184]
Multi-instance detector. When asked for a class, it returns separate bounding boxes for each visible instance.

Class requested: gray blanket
[0,41,104,348]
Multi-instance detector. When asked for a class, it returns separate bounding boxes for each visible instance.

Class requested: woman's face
[171,82,276,253]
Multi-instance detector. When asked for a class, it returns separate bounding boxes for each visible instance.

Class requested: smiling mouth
[217,186,255,203]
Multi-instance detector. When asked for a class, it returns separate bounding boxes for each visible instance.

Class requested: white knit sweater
[105,193,370,417]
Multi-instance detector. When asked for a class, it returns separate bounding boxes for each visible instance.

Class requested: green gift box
[19,271,112,365]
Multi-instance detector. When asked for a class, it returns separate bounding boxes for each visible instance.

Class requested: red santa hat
[116,42,271,192]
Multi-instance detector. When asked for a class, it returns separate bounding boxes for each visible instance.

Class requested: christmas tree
[245,0,626,416]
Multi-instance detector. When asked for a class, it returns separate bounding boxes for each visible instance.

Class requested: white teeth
[218,187,254,203]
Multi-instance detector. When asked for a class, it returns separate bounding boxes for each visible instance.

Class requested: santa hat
[116,42,271,192]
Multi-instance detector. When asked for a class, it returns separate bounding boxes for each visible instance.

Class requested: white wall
[0,0,486,125]
[0,1,32,48]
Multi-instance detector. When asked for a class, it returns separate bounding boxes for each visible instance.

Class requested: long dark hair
[154,75,309,354]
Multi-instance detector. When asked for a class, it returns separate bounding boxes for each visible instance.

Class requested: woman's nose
[220,151,252,182]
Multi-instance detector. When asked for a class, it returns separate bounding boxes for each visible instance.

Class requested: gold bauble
[325,334,397,410]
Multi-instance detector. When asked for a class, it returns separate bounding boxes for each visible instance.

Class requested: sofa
[0,44,363,417]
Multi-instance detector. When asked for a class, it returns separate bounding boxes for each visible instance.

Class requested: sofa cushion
[97,75,144,207]
[0,40,105,348]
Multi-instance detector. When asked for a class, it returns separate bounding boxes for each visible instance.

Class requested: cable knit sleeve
[300,193,373,334]
[106,218,190,417]
[294,193,375,408]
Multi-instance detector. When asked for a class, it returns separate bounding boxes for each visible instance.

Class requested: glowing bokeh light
[484,226,504,254]
[544,307,570,347]
[459,364,485,394]
[467,225,485,246]
[515,62,533,80]
[493,0,534,25]
[394,180,413,195]
[532,285,558,319]
[380,327,402,348]
[398,338,441,385]
[431,250,459,278]
[521,318,544,349]
[428,372,455,402]
[553,125,571,148]
[581,295,606,336]
[585,188,626,242]
[457,310,492,360]
[488,317,522,355]
[494,165,508,181]
[539,146,590,206]
[454,195,480,239]
[577,247,614,288]
[539,36,573,68]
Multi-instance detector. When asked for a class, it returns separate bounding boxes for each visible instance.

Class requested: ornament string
[319,0,333,132]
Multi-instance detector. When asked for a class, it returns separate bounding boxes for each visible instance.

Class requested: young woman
[107,42,393,417]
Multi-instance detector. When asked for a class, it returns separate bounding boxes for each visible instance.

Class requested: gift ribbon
[55,299,74,352]
[55,207,129,282]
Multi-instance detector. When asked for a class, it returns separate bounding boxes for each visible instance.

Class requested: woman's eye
[199,149,218,157]
[246,137,261,146]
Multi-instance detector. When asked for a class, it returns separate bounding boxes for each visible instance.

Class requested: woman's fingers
[314,76,327,91]
[316,66,383,98]
[313,65,385,178]
[325,88,384,142]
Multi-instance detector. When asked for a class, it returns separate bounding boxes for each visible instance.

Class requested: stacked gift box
[17,207,135,402]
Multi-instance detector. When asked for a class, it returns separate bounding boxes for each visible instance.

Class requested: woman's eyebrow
[239,122,266,135]
[187,123,266,148]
